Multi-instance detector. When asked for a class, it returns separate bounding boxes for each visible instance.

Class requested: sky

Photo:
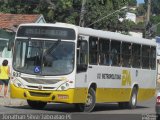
[137,0,144,4]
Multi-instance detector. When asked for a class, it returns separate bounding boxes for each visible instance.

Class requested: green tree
[0,0,132,33]
[150,15,160,36]
[150,0,160,15]
[85,0,130,32]
[143,0,160,36]
[128,0,137,6]
[144,0,160,15]
[136,4,145,16]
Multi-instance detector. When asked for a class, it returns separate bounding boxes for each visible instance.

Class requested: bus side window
[132,44,141,68]
[121,42,132,67]
[150,47,156,70]
[89,37,98,65]
[80,41,88,65]
[77,37,88,72]
[99,38,110,65]
[110,40,121,66]
[142,45,150,69]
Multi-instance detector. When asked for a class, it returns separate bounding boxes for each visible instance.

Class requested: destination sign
[17,26,76,40]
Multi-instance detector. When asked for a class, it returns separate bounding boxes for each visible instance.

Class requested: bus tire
[127,87,138,109]
[27,100,47,109]
[75,88,96,112]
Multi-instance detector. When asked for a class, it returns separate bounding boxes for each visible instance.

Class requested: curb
[0,85,27,106]
[0,97,27,106]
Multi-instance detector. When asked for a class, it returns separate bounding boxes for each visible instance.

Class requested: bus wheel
[75,88,96,112]
[27,100,47,109]
[127,87,138,109]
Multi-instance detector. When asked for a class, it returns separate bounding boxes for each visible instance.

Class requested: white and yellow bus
[10,23,157,112]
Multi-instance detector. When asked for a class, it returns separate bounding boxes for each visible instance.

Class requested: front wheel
[27,100,47,109]
[75,88,96,112]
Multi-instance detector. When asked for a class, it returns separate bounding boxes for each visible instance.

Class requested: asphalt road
[0,97,157,120]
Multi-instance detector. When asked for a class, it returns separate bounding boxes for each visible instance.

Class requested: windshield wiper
[46,39,61,55]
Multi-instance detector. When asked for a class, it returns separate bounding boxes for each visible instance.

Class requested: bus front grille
[29,91,51,97]
[22,77,61,84]
[27,85,55,90]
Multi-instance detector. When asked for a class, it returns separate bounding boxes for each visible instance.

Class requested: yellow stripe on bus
[10,83,155,104]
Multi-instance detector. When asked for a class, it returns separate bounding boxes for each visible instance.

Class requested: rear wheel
[27,100,47,109]
[127,87,138,109]
[75,88,96,112]
[118,87,138,109]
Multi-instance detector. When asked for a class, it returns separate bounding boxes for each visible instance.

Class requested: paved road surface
[0,97,157,120]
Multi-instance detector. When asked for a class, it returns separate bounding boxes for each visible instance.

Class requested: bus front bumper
[10,84,87,103]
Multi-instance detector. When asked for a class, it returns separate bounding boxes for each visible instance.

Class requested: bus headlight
[13,79,24,88]
[57,82,70,91]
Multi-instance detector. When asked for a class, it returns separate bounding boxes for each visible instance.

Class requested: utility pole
[145,0,151,38]
[79,0,86,27]
[146,0,151,23]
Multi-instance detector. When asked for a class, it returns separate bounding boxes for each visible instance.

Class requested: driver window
[77,37,88,65]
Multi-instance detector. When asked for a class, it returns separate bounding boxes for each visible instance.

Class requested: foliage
[150,0,160,15]
[128,0,137,6]
[0,0,133,33]
[136,4,145,16]
[151,15,160,24]
[150,15,160,36]
[143,0,160,36]
[84,0,130,32]
[144,0,160,15]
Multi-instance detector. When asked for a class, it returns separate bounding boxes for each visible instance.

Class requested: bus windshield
[13,39,75,76]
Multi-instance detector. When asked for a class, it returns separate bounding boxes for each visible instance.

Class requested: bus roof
[77,26,156,46]
[18,23,77,29]
[18,23,156,46]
